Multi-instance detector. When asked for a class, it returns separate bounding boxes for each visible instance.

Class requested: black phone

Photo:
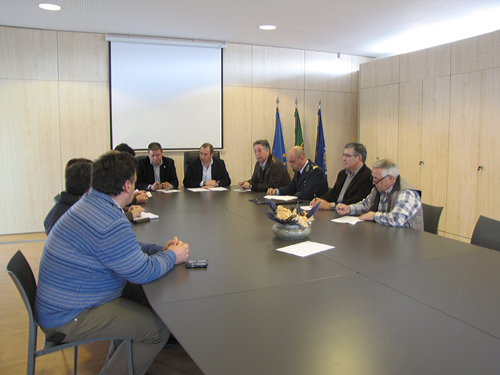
[185,260,209,268]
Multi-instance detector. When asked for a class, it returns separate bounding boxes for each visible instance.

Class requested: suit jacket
[320,163,373,205]
[183,157,231,188]
[277,160,328,200]
[248,154,291,192]
[136,156,179,190]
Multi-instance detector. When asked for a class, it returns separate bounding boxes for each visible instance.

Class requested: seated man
[44,161,92,235]
[336,158,423,230]
[136,142,179,191]
[35,151,189,375]
[183,143,231,188]
[311,142,372,209]
[238,139,291,192]
[267,146,328,200]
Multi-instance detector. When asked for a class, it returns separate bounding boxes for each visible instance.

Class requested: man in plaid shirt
[336,159,423,230]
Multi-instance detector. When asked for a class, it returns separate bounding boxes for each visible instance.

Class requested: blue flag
[315,108,327,183]
[272,108,287,168]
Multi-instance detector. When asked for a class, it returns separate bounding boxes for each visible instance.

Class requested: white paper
[136,212,159,220]
[234,188,252,192]
[188,187,228,192]
[263,195,298,201]
[276,241,334,257]
[207,187,228,191]
[156,189,180,194]
[146,192,153,197]
[331,216,362,225]
[299,205,313,211]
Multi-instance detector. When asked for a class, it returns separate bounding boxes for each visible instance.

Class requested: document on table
[234,188,252,192]
[263,195,298,201]
[156,189,180,194]
[188,187,228,192]
[299,205,313,211]
[276,241,334,257]
[331,216,362,225]
[135,212,159,220]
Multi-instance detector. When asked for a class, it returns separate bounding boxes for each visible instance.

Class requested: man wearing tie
[136,142,179,191]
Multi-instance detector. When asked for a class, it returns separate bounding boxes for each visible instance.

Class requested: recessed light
[39,3,62,11]
[259,25,276,31]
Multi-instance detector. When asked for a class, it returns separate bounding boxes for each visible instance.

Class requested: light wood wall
[359,29,500,241]
[0,26,370,235]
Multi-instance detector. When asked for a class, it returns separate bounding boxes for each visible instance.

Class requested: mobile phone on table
[185,260,209,268]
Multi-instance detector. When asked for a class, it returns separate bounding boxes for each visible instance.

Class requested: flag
[315,108,327,183]
[294,108,304,149]
[272,107,287,168]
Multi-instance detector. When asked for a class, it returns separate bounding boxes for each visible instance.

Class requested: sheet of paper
[299,205,313,211]
[331,216,362,225]
[276,241,334,257]
[207,187,228,191]
[156,189,180,194]
[137,212,159,220]
[234,188,252,192]
[187,188,210,192]
[146,192,153,197]
[263,195,298,201]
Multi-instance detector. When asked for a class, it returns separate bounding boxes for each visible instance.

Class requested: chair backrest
[421,203,443,235]
[184,150,220,174]
[470,215,500,252]
[6,251,37,318]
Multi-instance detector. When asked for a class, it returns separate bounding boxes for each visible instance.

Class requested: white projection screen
[110,41,223,150]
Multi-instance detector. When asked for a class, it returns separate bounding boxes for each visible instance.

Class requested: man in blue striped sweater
[35,151,190,375]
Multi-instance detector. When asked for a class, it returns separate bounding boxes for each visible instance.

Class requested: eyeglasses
[342,153,357,158]
[370,175,389,185]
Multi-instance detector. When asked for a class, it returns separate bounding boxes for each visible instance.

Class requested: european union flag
[272,108,287,168]
[315,108,327,183]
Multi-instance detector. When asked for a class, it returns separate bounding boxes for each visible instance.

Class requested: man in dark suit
[183,143,231,188]
[267,146,328,200]
[311,142,372,210]
[238,139,291,192]
[136,142,179,191]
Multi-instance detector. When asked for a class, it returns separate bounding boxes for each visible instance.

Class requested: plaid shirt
[349,185,421,227]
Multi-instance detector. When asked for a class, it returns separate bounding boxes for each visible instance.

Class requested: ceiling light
[39,3,61,11]
[259,25,276,31]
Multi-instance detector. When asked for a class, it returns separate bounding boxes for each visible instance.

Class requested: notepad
[276,241,334,257]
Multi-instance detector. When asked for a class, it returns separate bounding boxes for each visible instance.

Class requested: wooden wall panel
[251,46,304,89]
[0,26,57,80]
[360,55,399,88]
[451,29,500,75]
[58,32,109,82]
[421,76,450,231]
[352,56,374,93]
[305,51,352,93]
[0,80,60,234]
[399,44,451,82]
[398,80,422,188]
[359,84,399,167]
[59,81,110,186]
[223,86,252,184]
[477,68,500,221]
[445,72,481,237]
[223,43,252,87]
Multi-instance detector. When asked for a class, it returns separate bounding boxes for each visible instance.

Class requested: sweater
[35,188,176,328]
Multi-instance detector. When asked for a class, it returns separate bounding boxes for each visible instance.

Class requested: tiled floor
[0,233,203,375]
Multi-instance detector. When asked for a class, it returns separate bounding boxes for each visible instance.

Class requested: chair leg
[126,339,134,375]
[73,345,78,375]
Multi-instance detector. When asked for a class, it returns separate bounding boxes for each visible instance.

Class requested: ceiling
[1,0,500,58]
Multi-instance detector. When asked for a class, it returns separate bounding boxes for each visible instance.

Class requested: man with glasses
[336,158,423,230]
[311,142,372,209]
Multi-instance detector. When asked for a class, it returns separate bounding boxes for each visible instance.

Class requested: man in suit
[183,143,231,188]
[310,142,372,210]
[136,142,179,191]
[238,139,291,192]
[266,146,328,200]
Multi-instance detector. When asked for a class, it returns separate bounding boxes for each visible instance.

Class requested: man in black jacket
[267,146,328,200]
[136,142,179,191]
[311,142,372,210]
[183,143,231,188]
[238,139,290,192]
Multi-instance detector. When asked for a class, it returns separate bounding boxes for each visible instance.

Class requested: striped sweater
[35,188,176,328]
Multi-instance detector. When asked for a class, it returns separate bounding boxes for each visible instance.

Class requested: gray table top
[135,187,500,374]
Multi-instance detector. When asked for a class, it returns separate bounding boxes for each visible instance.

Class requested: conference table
[134,187,500,375]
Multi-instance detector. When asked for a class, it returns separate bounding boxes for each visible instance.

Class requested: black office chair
[470,215,500,252]
[6,250,134,375]
[184,150,220,174]
[421,203,443,235]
